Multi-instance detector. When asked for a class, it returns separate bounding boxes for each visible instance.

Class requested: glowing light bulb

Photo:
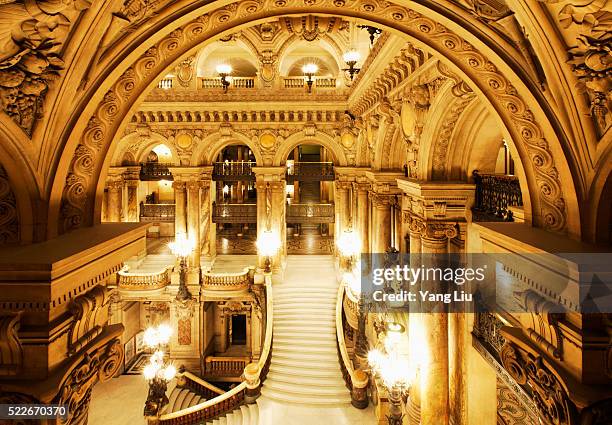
[216,63,232,75]
[343,50,361,64]
[301,63,318,75]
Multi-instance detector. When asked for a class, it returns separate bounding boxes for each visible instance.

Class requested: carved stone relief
[0,164,19,244]
[0,0,91,135]
[0,313,23,377]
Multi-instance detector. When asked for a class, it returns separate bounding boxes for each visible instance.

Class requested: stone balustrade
[204,356,251,378]
[201,267,254,291]
[117,266,172,290]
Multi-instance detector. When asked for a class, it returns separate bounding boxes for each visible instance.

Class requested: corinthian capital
[423,222,458,240]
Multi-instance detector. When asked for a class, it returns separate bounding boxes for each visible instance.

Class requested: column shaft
[107,181,122,222]
[174,181,187,236]
[356,185,369,254]
[186,181,201,268]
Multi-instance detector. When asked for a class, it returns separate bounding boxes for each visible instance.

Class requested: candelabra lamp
[302,63,318,93]
[143,325,176,417]
[169,234,195,301]
[342,50,361,80]
[368,322,414,425]
[256,229,280,273]
[216,64,232,93]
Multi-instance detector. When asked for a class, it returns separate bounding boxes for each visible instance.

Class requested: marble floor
[89,374,148,425]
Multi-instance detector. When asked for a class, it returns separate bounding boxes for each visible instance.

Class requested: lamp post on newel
[257,229,280,273]
[143,324,176,417]
[169,233,195,301]
[368,322,414,425]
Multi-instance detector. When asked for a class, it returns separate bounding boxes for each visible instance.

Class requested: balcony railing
[212,161,256,181]
[140,203,175,222]
[201,267,254,291]
[282,77,336,89]
[140,162,173,181]
[212,203,257,223]
[117,265,172,290]
[472,171,523,222]
[199,77,256,89]
[203,356,251,379]
[286,162,334,182]
[286,203,335,223]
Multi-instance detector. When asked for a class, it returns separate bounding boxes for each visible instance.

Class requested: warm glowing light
[163,364,177,381]
[169,233,195,258]
[223,184,230,194]
[157,324,172,345]
[152,144,172,157]
[216,63,232,75]
[368,348,383,370]
[337,230,361,258]
[143,363,158,380]
[257,230,280,257]
[301,63,318,75]
[144,325,173,348]
[343,50,361,64]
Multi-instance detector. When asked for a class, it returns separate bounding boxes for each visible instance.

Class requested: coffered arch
[273,130,348,167]
[43,0,584,240]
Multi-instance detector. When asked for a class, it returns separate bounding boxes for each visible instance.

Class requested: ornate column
[106,178,123,223]
[173,180,187,237]
[370,193,392,253]
[334,180,350,245]
[200,172,215,262]
[355,181,370,254]
[253,167,286,271]
[407,215,423,425]
[186,180,201,268]
[420,223,456,425]
[123,166,140,222]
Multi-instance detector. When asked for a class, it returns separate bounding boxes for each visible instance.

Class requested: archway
[46,2,581,242]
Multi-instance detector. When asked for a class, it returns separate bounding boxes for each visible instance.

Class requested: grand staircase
[208,404,260,425]
[261,255,352,405]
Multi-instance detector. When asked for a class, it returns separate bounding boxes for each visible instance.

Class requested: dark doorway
[231,314,247,345]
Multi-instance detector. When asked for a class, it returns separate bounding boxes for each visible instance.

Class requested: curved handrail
[156,273,273,423]
[336,282,358,387]
[181,371,225,395]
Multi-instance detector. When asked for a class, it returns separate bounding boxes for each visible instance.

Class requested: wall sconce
[342,50,361,80]
[216,63,232,93]
[302,63,318,93]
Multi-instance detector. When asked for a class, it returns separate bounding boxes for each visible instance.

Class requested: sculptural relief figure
[0,0,90,135]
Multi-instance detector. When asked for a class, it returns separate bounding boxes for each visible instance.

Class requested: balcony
[140,203,175,222]
[286,162,335,182]
[140,162,173,181]
[212,161,256,182]
[200,77,256,89]
[201,267,254,291]
[212,203,257,223]
[117,265,172,290]
[286,203,335,223]
[472,171,523,222]
[283,77,337,89]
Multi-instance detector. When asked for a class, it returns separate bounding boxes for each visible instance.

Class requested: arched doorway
[284,143,335,254]
[212,143,258,254]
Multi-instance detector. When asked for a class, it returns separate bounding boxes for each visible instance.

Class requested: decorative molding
[0,165,19,244]
[68,286,109,355]
[0,0,91,135]
[0,313,23,377]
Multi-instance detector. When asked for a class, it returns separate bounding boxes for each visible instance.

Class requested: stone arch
[192,131,264,166]
[587,147,612,243]
[273,130,348,166]
[111,131,180,166]
[46,1,581,239]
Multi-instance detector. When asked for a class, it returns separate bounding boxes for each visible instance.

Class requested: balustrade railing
[204,356,251,378]
[472,171,523,222]
[212,161,255,181]
[117,266,172,290]
[212,203,257,224]
[201,267,254,291]
[282,77,336,89]
[140,162,173,181]
[316,78,336,88]
[155,274,274,425]
[286,162,334,182]
[199,77,256,89]
[140,203,175,222]
[336,283,369,408]
[286,203,335,223]
[158,78,173,89]
[283,77,305,89]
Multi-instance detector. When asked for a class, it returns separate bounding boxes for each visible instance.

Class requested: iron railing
[472,171,523,222]
[140,162,173,181]
[286,162,335,182]
[212,203,257,223]
[140,203,175,222]
[212,161,256,181]
[286,203,335,223]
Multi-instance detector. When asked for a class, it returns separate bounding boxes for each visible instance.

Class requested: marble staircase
[260,255,352,405]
